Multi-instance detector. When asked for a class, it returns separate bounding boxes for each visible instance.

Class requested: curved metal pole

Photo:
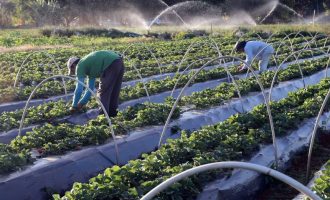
[323,46,330,78]
[175,36,223,74]
[284,33,328,88]
[208,37,233,83]
[265,32,278,44]
[159,56,279,169]
[202,37,240,88]
[255,33,264,41]
[208,38,226,75]
[239,45,281,169]
[323,37,329,48]
[18,75,120,164]
[287,42,309,90]
[140,161,322,200]
[269,48,329,102]
[170,37,226,97]
[175,39,202,74]
[306,87,330,180]
[122,43,162,74]
[291,32,316,50]
[13,51,68,99]
[274,32,312,58]
[121,54,151,102]
[293,33,324,85]
[169,57,245,112]
[272,33,321,88]
[170,57,212,97]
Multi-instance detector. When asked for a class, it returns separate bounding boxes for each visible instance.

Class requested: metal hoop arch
[158,56,279,169]
[306,84,330,180]
[140,161,321,200]
[121,53,152,102]
[269,48,330,103]
[13,51,68,99]
[18,75,120,164]
[122,43,162,74]
[169,57,245,112]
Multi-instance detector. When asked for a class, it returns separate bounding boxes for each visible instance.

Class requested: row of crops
[312,161,330,199]
[1,57,330,134]
[0,32,328,103]
[0,30,329,199]
[50,78,330,199]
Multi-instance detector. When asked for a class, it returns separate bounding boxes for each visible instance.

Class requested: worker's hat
[234,41,247,52]
[67,57,80,75]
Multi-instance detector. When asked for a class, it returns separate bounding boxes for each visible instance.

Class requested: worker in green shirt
[67,50,125,117]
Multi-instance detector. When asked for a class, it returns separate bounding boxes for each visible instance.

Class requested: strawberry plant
[312,160,330,199]
[54,79,330,199]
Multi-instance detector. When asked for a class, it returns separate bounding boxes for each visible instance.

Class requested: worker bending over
[234,40,274,72]
[67,50,124,117]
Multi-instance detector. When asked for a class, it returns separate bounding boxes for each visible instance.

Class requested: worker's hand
[77,103,85,110]
[238,65,247,72]
[69,106,77,114]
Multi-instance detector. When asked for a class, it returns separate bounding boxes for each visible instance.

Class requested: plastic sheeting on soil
[293,163,327,200]
[0,53,328,114]
[0,126,180,200]
[1,65,329,200]
[0,63,229,114]
[121,64,229,87]
[2,61,328,145]
[196,116,330,200]
[1,53,328,143]
[5,64,329,144]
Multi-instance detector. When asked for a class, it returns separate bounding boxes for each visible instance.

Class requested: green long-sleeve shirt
[76,50,120,78]
[72,50,120,107]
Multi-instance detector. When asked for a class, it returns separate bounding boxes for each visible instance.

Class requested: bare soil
[256,131,330,200]
[0,45,72,53]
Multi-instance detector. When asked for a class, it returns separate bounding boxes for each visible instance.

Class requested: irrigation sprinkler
[18,75,120,165]
[140,161,322,200]
[13,51,68,100]
[147,2,192,30]
[159,56,280,169]
[306,87,330,180]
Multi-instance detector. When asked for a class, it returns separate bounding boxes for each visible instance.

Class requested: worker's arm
[244,48,254,69]
[78,78,95,105]
[72,77,85,107]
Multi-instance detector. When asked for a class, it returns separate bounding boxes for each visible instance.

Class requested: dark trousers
[98,58,125,117]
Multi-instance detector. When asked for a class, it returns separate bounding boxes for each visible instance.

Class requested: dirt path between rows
[0,44,73,53]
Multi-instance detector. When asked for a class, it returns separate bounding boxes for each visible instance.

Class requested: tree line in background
[0,0,329,28]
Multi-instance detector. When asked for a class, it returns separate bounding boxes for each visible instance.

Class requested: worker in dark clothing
[67,50,124,117]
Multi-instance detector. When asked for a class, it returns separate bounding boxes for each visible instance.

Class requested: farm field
[0,26,330,200]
